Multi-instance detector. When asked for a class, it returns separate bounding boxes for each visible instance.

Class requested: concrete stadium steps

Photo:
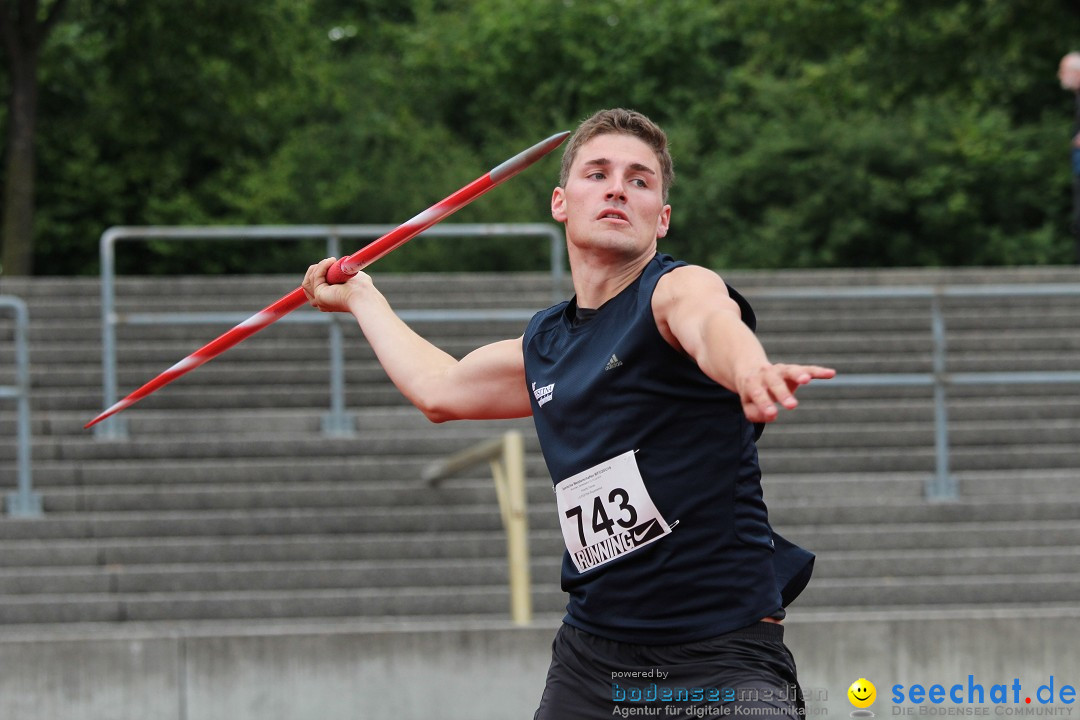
[0,531,569,569]
[4,558,1080,625]
[0,558,566,596]
[803,575,1080,607]
[786,518,1080,551]
[2,568,1079,625]
[27,385,419,414]
[36,479,552,513]
[5,517,1080,587]
[7,455,509,487]
[0,585,571,625]
[8,469,1037,513]
[7,389,1080,459]
[6,578,1080,625]
[8,392,1080,437]
[32,349,1074,388]
[14,493,1080,539]
[28,381,1076,418]
[2,463,1077,513]
[10,393,1080,435]
[813,545,1080,578]
[5,446,1079,493]
[1,265,1079,627]
[0,507,546,541]
[0,384,913,414]
[5,421,1078,464]
[4,530,1079,576]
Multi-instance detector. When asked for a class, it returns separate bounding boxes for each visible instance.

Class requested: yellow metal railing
[422,430,532,626]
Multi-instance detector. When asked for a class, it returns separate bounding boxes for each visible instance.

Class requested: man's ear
[655,204,672,239]
[551,187,567,223]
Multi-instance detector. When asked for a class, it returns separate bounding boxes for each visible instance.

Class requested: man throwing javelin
[303,108,835,718]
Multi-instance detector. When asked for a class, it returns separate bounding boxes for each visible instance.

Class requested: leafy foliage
[4,0,1080,274]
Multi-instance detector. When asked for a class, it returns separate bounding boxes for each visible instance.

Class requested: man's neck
[567,245,657,309]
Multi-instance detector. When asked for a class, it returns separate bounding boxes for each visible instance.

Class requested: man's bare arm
[303,258,532,422]
[652,265,835,423]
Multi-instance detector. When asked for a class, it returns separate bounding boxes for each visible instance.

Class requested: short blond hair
[559,108,675,201]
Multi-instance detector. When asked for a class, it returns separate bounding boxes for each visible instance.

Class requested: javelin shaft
[85,130,570,430]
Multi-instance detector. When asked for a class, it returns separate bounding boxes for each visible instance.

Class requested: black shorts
[533,622,804,719]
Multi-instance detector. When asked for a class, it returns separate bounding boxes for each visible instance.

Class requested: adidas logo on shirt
[604,354,623,371]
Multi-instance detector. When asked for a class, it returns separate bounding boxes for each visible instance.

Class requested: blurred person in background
[1058,52,1080,263]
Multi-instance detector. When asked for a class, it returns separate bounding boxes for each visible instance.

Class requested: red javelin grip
[85,130,570,429]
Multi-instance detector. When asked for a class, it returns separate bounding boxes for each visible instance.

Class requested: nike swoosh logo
[631,519,664,544]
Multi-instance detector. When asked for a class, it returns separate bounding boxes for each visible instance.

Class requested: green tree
[395,0,1080,269]
[685,0,1078,268]
[8,0,1080,275]
[17,0,322,275]
[0,0,70,276]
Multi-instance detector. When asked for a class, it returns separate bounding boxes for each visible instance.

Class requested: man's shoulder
[651,262,756,330]
[524,300,570,339]
[652,263,731,302]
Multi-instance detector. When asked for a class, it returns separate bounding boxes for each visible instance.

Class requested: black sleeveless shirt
[523,253,813,644]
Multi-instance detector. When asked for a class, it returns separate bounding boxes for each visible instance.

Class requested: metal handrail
[750,284,1080,500]
[95,228,1080,502]
[96,224,565,438]
[0,296,42,517]
[423,431,532,625]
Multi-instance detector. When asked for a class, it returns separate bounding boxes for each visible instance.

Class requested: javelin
[85,130,570,430]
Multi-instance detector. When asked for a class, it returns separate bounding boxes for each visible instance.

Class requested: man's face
[551,133,671,259]
[1060,57,1080,91]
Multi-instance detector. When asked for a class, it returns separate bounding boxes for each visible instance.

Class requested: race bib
[555,450,675,573]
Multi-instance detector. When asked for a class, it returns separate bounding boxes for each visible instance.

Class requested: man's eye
[632,178,647,188]
[588,172,605,180]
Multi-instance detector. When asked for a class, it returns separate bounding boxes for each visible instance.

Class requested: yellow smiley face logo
[848,678,876,708]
